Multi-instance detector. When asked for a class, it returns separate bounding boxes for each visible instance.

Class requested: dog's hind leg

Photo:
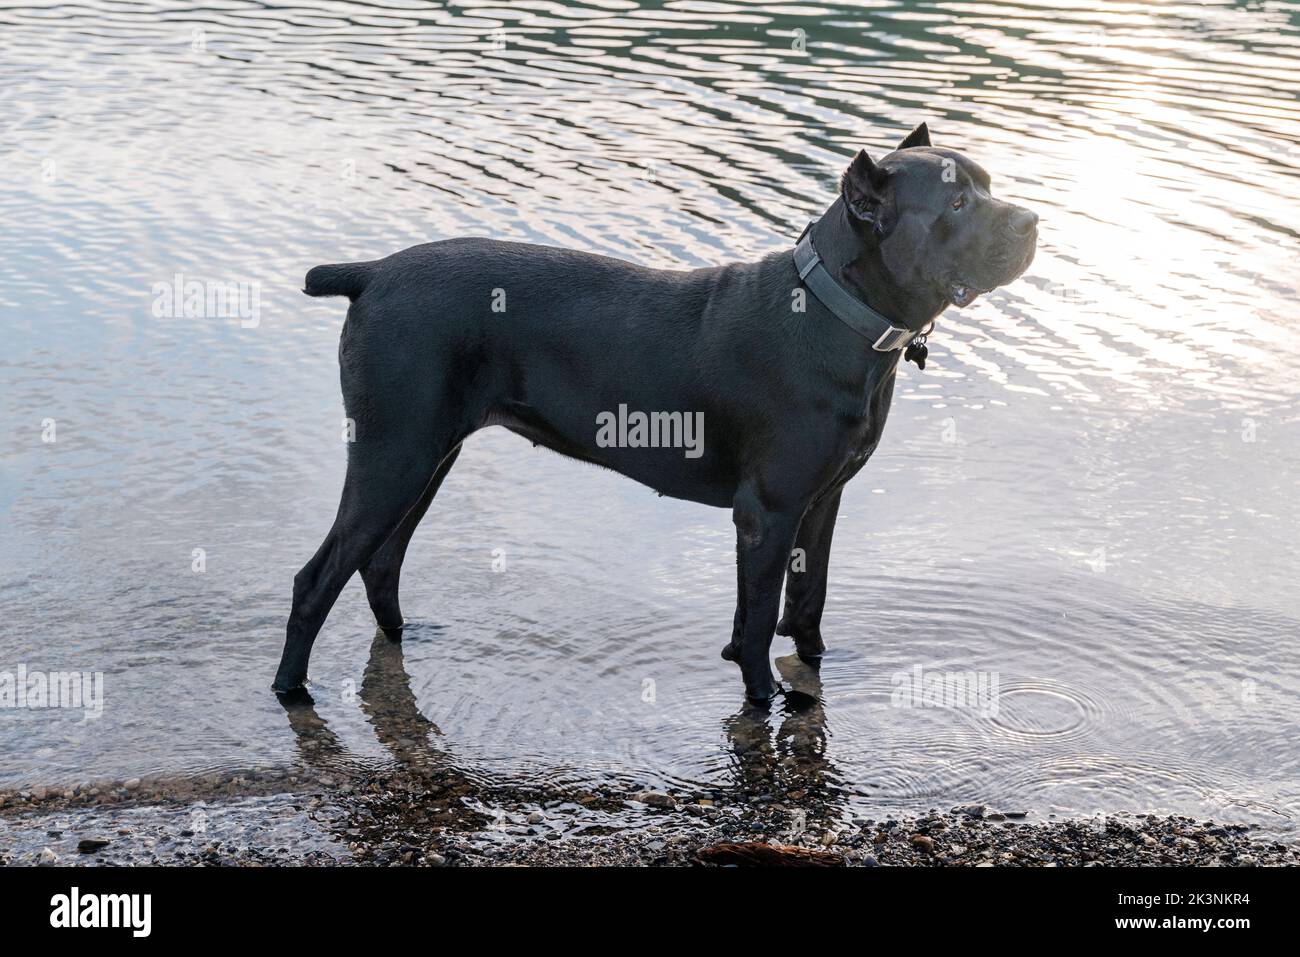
[273,428,461,696]
[360,444,462,632]
[776,489,842,664]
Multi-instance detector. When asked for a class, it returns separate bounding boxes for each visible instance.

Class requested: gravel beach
[2,763,1295,867]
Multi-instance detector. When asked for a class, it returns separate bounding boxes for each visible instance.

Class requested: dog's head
[840,123,1037,308]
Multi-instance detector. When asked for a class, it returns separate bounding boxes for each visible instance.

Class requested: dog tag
[904,337,928,370]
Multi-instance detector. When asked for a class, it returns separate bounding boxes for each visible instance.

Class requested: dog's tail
[303,261,377,301]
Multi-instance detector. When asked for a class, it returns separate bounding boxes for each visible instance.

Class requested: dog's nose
[1009,208,1038,237]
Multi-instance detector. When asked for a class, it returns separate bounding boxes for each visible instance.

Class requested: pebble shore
[2,766,1295,867]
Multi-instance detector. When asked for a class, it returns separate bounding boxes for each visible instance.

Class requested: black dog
[273,123,1037,703]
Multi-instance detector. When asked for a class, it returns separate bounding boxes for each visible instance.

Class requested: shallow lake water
[2,0,1299,837]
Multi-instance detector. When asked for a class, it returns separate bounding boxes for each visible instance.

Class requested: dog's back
[305,239,805,503]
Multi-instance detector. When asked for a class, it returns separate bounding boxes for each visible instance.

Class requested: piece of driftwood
[695,842,845,867]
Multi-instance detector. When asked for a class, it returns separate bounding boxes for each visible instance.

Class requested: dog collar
[793,223,931,359]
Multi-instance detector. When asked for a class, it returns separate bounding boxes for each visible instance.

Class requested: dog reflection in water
[723,654,847,837]
[281,633,846,837]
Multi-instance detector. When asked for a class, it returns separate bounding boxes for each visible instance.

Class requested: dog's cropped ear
[896,122,931,150]
[840,150,893,235]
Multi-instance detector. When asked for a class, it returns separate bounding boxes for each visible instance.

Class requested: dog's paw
[777,617,826,660]
[272,683,315,707]
[720,641,740,662]
[744,681,784,708]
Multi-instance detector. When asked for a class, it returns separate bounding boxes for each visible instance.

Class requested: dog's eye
[951,194,965,211]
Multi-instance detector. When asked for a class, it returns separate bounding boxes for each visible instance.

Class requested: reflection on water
[723,656,842,822]
[2,0,1298,837]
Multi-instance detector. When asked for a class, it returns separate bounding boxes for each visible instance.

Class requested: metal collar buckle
[872,325,915,352]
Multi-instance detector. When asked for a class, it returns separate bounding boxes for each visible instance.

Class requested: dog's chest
[817,367,898,490]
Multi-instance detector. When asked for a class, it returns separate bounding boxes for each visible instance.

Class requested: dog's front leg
[724,487,802,704]
[776,489,842,663]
